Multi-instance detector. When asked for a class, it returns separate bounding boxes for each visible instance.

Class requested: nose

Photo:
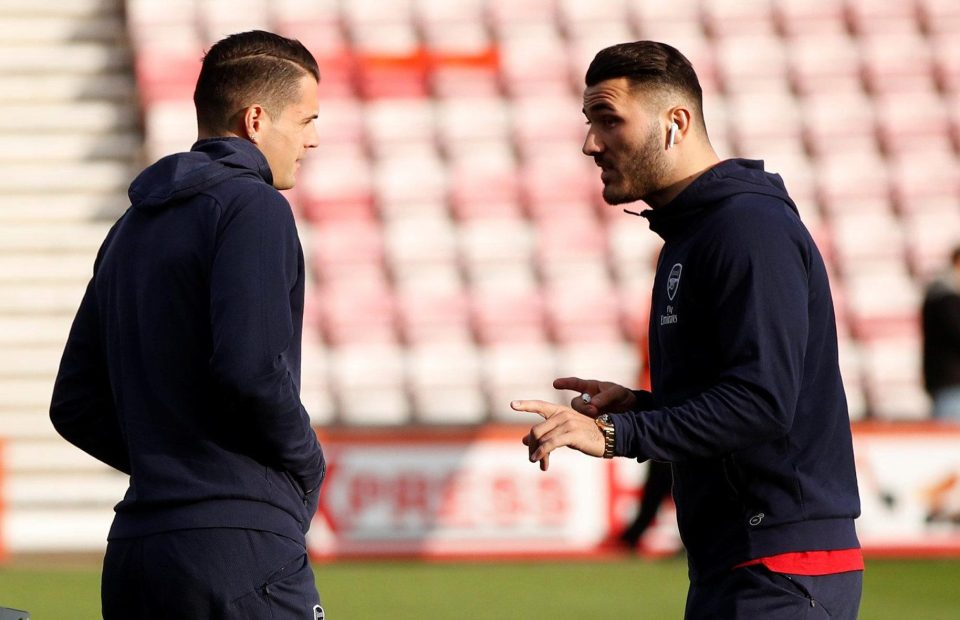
[305,121,319,149]
[582,127,601,157]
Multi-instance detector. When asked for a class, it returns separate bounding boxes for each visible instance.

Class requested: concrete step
[0,193,129,223]
[0,345,68,378]
[0,282,88,315]
[0,101,137,133]
[0,161,131,192]
[0,254,96,283]
[0,316,73,346]
[0,411,59,439]
[0,378,54,411]
[0,73,136,103]
[0,132,141,162]
[0,14,126,43]
[0,43,130,75]
[6,438,116,472]
[0,222,111,252]
[3,507,114,553]
[0,0,118,18]
[4,471,127,506]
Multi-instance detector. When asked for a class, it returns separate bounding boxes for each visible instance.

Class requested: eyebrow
[582,102,617,116]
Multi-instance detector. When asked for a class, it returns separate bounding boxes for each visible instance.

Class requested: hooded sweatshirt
[611,159,860,583]
[50,138,325,543]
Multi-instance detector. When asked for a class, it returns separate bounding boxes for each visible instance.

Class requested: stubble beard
[601,126,668,206]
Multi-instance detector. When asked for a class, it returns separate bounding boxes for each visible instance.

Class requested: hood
[128,137,273,210]
[641,159,798,240]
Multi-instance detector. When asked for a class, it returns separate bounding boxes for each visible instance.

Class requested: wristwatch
[595,414,616,459]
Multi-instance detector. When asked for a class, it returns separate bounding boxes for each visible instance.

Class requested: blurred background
[0,0,959,614]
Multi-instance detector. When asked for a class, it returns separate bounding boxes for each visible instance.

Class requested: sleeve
[208,188,324,494]
[614,207,810,462]
[50,244,131,474]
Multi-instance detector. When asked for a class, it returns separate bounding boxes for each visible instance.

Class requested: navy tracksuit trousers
[102,528,322,619]
[685,566,863,619]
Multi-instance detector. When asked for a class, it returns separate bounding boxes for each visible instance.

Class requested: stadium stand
[2,2,959,551]
[0,0,138,551]
[121,0,957,426]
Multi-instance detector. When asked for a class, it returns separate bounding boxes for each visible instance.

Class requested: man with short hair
[513,41,863,619]
[51,30,325,618]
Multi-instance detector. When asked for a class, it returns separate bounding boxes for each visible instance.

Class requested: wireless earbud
[668,122,679,149]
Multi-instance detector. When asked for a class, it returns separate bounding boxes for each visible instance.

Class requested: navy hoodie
[50,138,325,543]
[611,159,860,583]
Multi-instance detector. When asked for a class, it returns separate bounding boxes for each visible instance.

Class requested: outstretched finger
[511,399,566,419]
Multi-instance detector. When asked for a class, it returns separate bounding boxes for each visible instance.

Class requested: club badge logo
[667,263,683,301]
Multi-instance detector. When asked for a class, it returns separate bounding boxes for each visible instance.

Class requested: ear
[666,106,693,149]
[241,104,268,145]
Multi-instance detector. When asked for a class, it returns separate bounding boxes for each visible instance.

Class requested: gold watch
[595,414,616,459]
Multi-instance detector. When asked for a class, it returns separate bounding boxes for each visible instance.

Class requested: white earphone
[668,122,679,149]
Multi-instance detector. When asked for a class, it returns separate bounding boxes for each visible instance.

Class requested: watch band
[595,414,616,459]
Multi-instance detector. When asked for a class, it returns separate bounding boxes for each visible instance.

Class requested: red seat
[859,32,936,95]
[786,33,863,96]
[470,287,548,344]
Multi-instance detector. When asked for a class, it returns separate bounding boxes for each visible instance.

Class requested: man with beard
[512,41,863,619]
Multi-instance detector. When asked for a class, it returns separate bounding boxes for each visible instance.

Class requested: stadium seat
[830,209,908,273]
[931,33,960,94]
[843,264,921,342]
[845,0,922,35]
[299,147,376,221]
[814,150,892,214]
[374,147,448,208]
[861,337,930,421]
[198,0,271,42]
[384,215,460,280]
[436,96,511,148]
[726,90,804,156]
[556,340,639,389]
[903,207,960,279]
[859,31,936,95]
[446,139,520,214]
[919,0,960,36]
[875,90,954,156]
[544,282,623,343]
[800,91,879,158]
[310,218,385,286]
[888,148,960,213]
[498,23,572,97]
[773,0,848,36]
[407,342,487,424]
[701,0,777,38]
[396,284,471,344]
[300,337,336,425]
[364,98,435,153]
[470,286,547,344]
[330,342,411,425]
[786,33,863,96]
[482,341,564,423]
[715,34,790,93]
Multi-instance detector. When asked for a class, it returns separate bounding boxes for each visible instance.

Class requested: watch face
[597,414,611,425]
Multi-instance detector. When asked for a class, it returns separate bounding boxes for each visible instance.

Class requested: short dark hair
[585,41,705,130]
[193,30,319,134]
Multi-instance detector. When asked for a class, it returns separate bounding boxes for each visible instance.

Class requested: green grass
[1,558,958,618]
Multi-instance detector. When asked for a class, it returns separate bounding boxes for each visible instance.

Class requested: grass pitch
[1,557,958,618]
